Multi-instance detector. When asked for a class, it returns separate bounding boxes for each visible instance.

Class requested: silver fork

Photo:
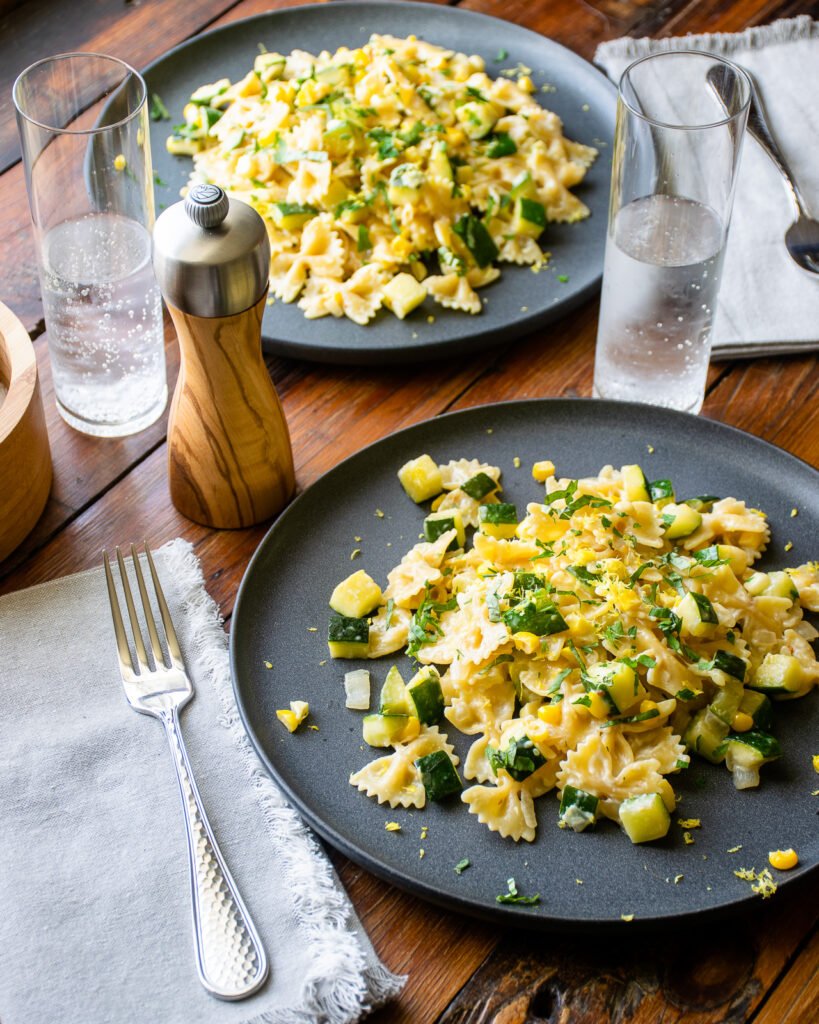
[103,542,269,1000]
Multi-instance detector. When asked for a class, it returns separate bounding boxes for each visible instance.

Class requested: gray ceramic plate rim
[142,2,616,365]
[229,399,819,930]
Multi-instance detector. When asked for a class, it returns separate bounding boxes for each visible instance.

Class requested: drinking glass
[593,51,751,414]
[14,53,167,437]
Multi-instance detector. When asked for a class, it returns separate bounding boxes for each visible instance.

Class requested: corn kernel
[768,848,798,871]
[532,460,555,482]
[731,711,754,733]
[113,154,127,171]
[538,704,562,725]
[518,75,535,93]
[640,700,658,714]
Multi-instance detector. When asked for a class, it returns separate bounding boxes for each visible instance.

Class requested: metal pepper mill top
[153,184,295,529]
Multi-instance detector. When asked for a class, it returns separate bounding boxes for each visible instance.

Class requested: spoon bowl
[784,217,819,276]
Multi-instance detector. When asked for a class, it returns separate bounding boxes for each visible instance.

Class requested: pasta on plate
[166,35,596,323]
[328,456,819,844]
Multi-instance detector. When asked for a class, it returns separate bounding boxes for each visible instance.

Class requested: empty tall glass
[15,53,167,437]
[593,51,751,414]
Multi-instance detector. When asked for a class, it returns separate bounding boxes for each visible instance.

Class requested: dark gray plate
[230,400,819,929]
[143,2,615,364]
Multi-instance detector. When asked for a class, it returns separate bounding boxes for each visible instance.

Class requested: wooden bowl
[0,302,52,562]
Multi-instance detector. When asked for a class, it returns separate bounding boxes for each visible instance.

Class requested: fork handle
[161,709,269,999]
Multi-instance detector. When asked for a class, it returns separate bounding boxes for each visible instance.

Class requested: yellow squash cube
[619,793,671,843]
[330,570,382,619]
[398,455,443,503]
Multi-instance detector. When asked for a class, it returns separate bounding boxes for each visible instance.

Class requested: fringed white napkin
[0,540,404,1024]
[596,16,819,359]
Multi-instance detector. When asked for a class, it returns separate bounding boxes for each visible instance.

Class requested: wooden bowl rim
[0,300,37,444]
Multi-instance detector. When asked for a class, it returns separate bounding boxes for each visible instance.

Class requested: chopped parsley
[454,858,471,875]
[496,877,540,905]
[150,93,171,121]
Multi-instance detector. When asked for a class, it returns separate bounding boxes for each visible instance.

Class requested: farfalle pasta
[167,35,596,324]
[327,456,819,845]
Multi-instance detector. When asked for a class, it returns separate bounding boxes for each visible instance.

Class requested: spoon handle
[707,65,810,218]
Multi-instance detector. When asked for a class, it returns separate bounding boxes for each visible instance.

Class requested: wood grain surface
[1,0,817,1022]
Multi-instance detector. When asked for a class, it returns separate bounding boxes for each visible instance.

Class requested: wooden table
[2,0,817,1020]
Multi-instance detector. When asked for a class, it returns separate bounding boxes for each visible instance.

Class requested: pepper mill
[153,184,295,528]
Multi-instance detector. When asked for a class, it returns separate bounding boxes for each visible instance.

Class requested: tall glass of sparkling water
[593,51,751,413]
[14,54,166,436]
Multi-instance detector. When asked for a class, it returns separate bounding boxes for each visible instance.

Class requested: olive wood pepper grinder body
[153,184,294,528]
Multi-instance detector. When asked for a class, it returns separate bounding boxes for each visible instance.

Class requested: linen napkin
[595,16,819,359]
[0,540,404,1024]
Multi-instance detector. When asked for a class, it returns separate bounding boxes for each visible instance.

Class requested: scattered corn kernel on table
[1,0,817,1021]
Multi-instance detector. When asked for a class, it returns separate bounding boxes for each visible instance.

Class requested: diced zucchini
[398,455,443,503]
[379,665,413,716]
[619,792,671,844]
[438,245,466,276]
[407,666,445,724]
[382,273,426,319]
[512,571,547,595]
[362,713,420,747]
[452,214,499,268]
[254,53,286,80]
[512,197,546,238]
[478,502,517,539]
[315,62,352,87]
[271,202,318,230]
[509,170,535,199]
[676,591,718,638]
[621,464,650,502]
[461,472,498,500]
[738,689,773,731]
[684,707,729,763]
[323,118,358,158]
[585,660,644,714]
[717,731,782,789]
[661,503,703,539]
[190,79,230,105]
[558,785,599,832]
[414,750,462,800]
[649,479,675,507]
[503,589,568,636]
[708,677,744,726]
[336,198,368,224]
[684,495,720,513]
[328,614,369,659]
[424,509,465,549]
[344,669,371,710]
[487,736,546,781]
[764,571,799,601]
[750,653,809,697]
[388,163,425,205]
[167,135,202,157]
[711,649,747,682]
[455,100,499,140]
[330,570,382,619]
[428,141,454,182]
[744,571,769,596]
[486,132,517,158]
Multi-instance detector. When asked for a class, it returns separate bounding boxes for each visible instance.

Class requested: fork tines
[103,543,184,676]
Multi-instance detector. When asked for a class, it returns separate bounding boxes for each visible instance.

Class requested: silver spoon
[707,64,819,276]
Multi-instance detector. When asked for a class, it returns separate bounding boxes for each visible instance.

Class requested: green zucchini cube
[502,590,568,637]
[379,665,412,716]
[684,495,720,513]
[661,503,703,539]
[750,653,808,696]
[363,713,420,747]
[461,471,498,500]
[619,793,671,844]
[478,502,518,539]
[764,571,799,601]
[711,649,747,682]
[708,677,744,726]
[452,214,499,269]
[424,509,465,550]
[414,750,462,801]
[271,202,318,230]
[407,666,445,724]
[558,785,598,832]
[509,170,535,199]
[486,132,517,158]
[585,660,644,714]
[649,479,675,507]
[328,614,369,658]
[676,591,718,638]
[622,464,651,502]
[512,197,546,238]
[683,707,729,763]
